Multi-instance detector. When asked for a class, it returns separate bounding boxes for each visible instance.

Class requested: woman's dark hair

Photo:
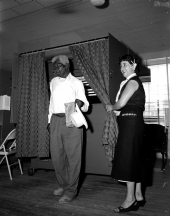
[119,54,138,65]
[119,54,139,73]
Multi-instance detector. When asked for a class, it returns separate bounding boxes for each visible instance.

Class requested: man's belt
[53,113,65,117]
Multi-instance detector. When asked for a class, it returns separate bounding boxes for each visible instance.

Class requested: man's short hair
[52,55,69,65]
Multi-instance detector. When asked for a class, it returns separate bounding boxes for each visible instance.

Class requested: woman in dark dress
[106,54,146,213]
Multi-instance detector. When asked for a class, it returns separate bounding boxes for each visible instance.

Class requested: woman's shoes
[137,199,146,207]
[114,200,139,213]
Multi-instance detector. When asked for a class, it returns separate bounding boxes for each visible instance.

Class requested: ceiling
[0,0,170,72]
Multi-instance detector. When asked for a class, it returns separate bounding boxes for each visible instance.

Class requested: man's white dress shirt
[48,73,89,123]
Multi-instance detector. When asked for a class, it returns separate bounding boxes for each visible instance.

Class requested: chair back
[0,128,23,180]
[143,124,167,159]
[0,129,16,150]
[144,124,166,149]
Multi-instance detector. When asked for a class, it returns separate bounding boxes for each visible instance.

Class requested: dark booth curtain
[69,40,118,161]
[16,52,49,158]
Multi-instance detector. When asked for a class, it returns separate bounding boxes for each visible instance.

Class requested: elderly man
[48,55,89,204]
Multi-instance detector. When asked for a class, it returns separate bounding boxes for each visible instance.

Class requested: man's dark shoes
[59,194,74,204]
[114,200,139,213]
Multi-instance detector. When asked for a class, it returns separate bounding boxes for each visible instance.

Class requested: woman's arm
[106,80,138,112]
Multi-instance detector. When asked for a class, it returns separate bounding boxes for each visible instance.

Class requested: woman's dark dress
[111,76,145,182]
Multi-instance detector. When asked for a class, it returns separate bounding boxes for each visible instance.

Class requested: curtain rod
[20,36,108,56]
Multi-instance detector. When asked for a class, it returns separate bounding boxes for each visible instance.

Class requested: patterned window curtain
[16,52,49,158]
[69,39,118,161]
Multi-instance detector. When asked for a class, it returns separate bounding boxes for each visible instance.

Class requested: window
[143,57,170,126]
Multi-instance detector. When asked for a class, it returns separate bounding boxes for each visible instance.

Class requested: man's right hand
[75,99,84,108]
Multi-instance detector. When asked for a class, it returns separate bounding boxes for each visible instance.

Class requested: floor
[0,158,170,216]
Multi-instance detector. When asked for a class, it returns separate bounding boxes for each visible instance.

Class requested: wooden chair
[143,124,168,171]
[0,129,23,180]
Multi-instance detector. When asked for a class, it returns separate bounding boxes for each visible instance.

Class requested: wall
[0,70,15,141]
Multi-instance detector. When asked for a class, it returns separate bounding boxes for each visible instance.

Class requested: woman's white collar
[126,73,137,80]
